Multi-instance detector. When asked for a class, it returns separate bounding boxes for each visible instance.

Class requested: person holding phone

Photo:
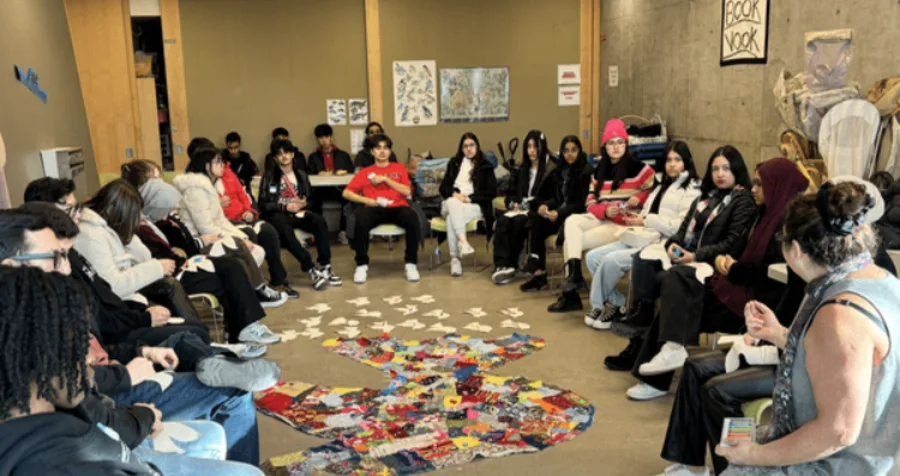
[258,138,341,291]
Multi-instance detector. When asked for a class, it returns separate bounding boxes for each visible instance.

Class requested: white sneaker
[450,258,463,277]
[657,464,710,476]
[491,267,516,285]
[460,241,475,257]
[405,263,420,282]
[639,343,689,376]
[626,382,668,401]
[210,342,268,359]
[256,285,288,308]
[354,265,368,284]
[238,322,281,345]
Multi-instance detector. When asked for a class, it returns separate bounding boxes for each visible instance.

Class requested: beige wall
[379,0,581,159]
[599,0,900,171]
[0,0,98,205]
[180,0,368,162]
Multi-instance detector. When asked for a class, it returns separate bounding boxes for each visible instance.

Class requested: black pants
[267,212,331,271]
[632,277,744,391]
[310,187,347,232]
[242,221,291,286]
[352,206,421,266]
[630,254,667,302]
[527,214,562,270]
[139,277,203,323]
[179,256,266,344]
[153,331,228,371]
[493,214,530,268]
[661,351,776,475]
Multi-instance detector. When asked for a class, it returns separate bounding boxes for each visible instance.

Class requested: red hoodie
[219,167,257,221]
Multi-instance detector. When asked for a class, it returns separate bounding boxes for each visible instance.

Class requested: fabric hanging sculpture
[818,100,881,180]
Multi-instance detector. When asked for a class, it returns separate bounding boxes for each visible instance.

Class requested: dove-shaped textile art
[306,303,332,314]
[410,295,436,304]
[347,297,371,307]
[395,305,418,316]
[255,333,594,475]
[148,421,203,455]
[175,255,215,280]
[206,235,239,257]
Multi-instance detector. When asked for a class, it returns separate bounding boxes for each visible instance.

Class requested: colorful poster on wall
[392,60,438,127]
[440,67,510,123]
[348,99,369,125]
[720,0,770,66]
[557,64,581,85]
[327,99,347,125]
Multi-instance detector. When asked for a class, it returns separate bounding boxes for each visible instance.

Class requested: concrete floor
[255,237,675,476]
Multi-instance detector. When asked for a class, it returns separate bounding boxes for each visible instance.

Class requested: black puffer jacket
[258,155,313,218]
[505,157,555,209]
[666,188,757,264]
[439,157,498,241]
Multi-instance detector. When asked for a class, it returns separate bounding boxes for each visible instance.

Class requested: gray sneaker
[450,258,463,277]
[196,356,282,392]
[238,322,281,345]
[209,342,268,359]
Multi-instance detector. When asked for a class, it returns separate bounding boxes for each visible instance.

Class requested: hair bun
[816,182,873,235]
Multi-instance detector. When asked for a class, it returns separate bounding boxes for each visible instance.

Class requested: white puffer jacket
[73,207,164,300]
[640,172,701,238]
[173,173,248,240]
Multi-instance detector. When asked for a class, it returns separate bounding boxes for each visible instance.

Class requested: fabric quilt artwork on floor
[255,333,594,475]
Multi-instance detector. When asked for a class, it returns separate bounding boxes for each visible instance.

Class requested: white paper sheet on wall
[558,86,580,107]
[349,99,369,125]
[350,128,366,155]
[327,99,347,125]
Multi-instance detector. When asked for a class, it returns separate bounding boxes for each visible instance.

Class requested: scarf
[765,253,873,443]
[711,159,809,315]
[684,188,737,250]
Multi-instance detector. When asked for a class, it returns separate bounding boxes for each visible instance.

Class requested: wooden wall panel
[365,0,383,124]
[160,0,190,171]
[136,78,163,165]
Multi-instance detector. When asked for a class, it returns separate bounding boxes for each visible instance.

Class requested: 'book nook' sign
[720,0,770,66]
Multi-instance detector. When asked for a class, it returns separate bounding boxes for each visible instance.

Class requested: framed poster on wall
[720,0,770,66]
[440,67,510,123]
[393,60,438,127]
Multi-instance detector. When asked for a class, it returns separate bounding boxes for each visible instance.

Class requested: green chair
[742,397,773,427]
[429,217,484,270]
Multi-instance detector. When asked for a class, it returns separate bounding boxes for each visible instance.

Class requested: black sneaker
[547,292,583,313]
[611,302,654,339]
[491,267,517,285]
[256,286,288,308]
[520,273,549,292]
[589,304,626,330]
[321,265,343,286]
[274,283,300,300]
[604,338,642,371]
[309,269,327,291]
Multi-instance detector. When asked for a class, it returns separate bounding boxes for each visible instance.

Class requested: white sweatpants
[441,197,483,258]
[562,213,623,260]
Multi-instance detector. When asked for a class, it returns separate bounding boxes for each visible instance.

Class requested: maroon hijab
[712,158,808,315]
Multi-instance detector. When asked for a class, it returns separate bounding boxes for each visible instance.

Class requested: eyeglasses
[10,249,70,270]
[463,143,478,150]
[751,178,762,187]
[606,139,627,147]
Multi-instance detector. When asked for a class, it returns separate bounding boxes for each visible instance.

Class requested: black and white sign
[720,0,770,66]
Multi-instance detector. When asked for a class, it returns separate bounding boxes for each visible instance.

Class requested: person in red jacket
[219,167,257,224]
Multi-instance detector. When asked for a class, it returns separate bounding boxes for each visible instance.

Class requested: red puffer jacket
[220,167,257,221]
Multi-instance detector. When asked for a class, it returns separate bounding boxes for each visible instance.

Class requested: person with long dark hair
[604,146,758,384]
[258,139,341,290]
[581,140,701,328]
[491,130,554,284]
[438,132,498,277]
[75,180,282,347]
[545,119,656,312]
[353,121,398,168]
[519,135,595,291]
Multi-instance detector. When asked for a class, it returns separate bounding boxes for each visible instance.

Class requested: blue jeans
[135,421,262,475]
[585,241,637,310]
[110,372,260,466]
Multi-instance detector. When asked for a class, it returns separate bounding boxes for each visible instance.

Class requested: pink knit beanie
[601,119,629,145]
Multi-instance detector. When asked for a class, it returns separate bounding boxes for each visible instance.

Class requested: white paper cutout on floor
[500,307,524,318]
[383,295,403,305]
[410,294,436,304]
[370,321,396,333]
[277,329,301,342]
[299,316,322,327]
[300,327,324,339]
[423,309,451,320]
[151,422,201,455]
[347,297,370,307]
[395,304,418,316]
[501,319,531,330]
[397,319,426,330]
[465,307,487,318]
[356,309,383,318]
[337,327,361,339]
[305,303,331,314]
[346,320,359,326]
[427,323,457,333]
[463,322,492,333]
[328,317,348,327]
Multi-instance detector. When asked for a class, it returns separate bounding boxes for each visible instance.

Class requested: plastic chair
[742,398,773,426]
[189,293,225,343]
[369,224,406,257]
[429,217,484,270]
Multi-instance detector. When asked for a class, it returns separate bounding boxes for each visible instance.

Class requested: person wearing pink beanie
[545,119,655,313]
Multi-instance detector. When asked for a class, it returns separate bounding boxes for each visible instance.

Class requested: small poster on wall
[349,99,369,125]
[557,64,581,85]
[608,65,619,87]
[393,60,438,127]
[720,0,770,66]
[327,99,347,125]
[558,86,580,107]
[350,128,366,155]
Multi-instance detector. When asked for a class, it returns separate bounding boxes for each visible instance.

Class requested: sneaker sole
[239,336,282,345]
[329,281,344,286]
[611,323,648,339]
[639,363,684,376]
[592,321,612,330]
[626,390,668,401]
[260,299,288,308]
